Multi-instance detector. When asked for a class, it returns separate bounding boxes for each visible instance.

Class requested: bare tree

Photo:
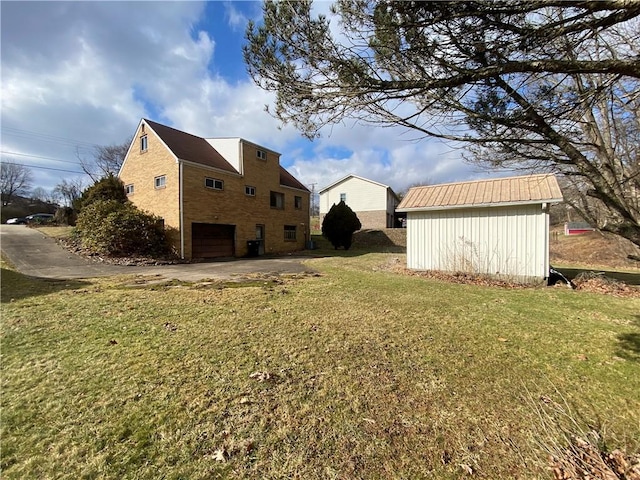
[78,138,132,182]
[245,1,640,246]
[1,161,33,205]
[397,179,433,201]
[53,178,85,208]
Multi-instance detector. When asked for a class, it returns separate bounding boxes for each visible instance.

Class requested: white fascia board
[281,184,310,193]
[396,198,564,213]
[318,174,392,194]
[180,159,242,177]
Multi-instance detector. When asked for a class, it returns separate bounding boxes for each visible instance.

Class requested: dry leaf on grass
[212,448,226,462]
[249,371,277,382]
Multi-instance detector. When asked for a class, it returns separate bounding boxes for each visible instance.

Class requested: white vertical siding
[406,205,549,280]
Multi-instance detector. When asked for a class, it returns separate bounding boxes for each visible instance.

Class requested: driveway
[0,225,314,282]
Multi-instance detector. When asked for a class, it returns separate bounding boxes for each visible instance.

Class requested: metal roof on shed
[397,174,563,211]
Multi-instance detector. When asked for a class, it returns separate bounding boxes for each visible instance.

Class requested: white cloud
[0,0,487,197]
[223,1,249,31]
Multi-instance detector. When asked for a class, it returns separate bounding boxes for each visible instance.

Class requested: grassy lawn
[1,252,639,479]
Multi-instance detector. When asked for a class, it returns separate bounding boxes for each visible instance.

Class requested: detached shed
[396,174,563,282]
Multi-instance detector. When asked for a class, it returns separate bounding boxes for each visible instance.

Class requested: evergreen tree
[321,201,361,250]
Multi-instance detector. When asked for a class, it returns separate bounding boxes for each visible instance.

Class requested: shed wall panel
[406,205,549,279]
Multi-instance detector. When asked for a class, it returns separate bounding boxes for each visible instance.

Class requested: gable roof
[139,119,308,191]
[318,174,398,199]
[144,119,238,174]
[280,166,309,192]
[397,174,563,212]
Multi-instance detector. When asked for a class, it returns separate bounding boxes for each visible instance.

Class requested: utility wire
[0,160,86,175]
[1,126,98,149]
[1,150,82,166]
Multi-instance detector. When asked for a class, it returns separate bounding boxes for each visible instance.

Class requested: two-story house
[319,174,399,229]
[118,119,310,260]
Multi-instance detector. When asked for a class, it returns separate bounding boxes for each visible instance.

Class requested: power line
[1,126,99,149]
[0,161,86,175]
[1,150,82,166]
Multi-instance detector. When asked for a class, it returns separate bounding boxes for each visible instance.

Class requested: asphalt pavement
[0,225,313,281]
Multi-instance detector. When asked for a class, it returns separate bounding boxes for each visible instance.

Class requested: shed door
[192,223,235,258]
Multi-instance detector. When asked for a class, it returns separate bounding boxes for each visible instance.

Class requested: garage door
[192,223,235,258]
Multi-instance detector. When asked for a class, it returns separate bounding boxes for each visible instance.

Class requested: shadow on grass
[616,315,640,363]
[296,234,406,259]
[1,267,91,303]
[555,267,640,285]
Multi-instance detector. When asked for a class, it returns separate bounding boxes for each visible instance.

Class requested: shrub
[75,174,127,212]
[321,201,362,249]
[75,200,168,257]
[54,207,76,226]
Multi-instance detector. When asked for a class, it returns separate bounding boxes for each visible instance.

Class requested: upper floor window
[140,135,148,152]
[270,191,284,209]
[245,185,256,196]
[340,193,347,202]
[294,196,302,209]
[284,225,297,241]
[256,149,267,160]
[155,175,166,189]
[125,184,134,195]
[205,177,224,190]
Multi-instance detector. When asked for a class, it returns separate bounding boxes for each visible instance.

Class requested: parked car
[26,213,55,224]
[5,216,28,225]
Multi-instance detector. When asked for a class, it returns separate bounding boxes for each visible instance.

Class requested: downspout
[180,161,185,259]
[542,202,549,279]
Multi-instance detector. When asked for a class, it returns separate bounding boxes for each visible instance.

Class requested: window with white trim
[205,177,224,190]
[284,225,297,241]
[245,185,256,196]
[154,175,166,189]
[340,193,346,202]
[256,149,267,160]
[125,184,134,195]
[140,135,148,152]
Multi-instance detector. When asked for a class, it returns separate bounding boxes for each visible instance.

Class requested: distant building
[318,174,399,229]
[564,222,596,235]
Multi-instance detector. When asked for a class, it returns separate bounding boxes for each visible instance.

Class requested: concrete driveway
[0,225,314,282]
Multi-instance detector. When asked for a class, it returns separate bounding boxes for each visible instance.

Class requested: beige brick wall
[354,210,389,229]
[119,123,180,249]
[320,209,389,230]
[121,127,309,259]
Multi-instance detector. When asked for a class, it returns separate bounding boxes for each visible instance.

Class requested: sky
[1,1,494,198]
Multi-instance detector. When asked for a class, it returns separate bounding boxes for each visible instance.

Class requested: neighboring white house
[396,174,563,282]
[319,174,400,229]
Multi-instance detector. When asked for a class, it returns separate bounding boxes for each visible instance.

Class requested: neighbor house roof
[397,174,563,212]
[144,119,238,174]
[318,174,398,199]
